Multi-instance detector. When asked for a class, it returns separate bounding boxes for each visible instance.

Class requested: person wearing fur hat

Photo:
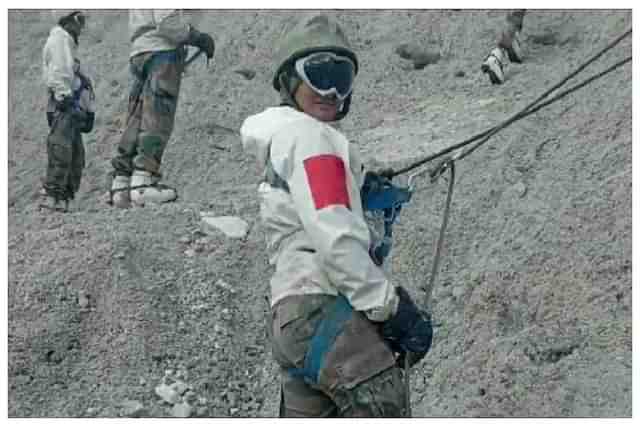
[40,10,95,212]
[108,10,215,208]
[241,14,432,417]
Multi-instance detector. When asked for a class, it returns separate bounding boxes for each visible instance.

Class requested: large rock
[394,43,441,69]
[155,383,180,405]
[172,402,193,418]
[121,400,146,417]
[200,214,249,239]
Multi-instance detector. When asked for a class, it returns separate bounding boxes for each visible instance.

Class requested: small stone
[452,285,465,299]
[514,182,527,198]
[78,292,90,309]
[155,383,180,404]
[171,380,189,396]
[200,215,249,239]
[113,251,126,259]
[178,235,192,244]
[197,396,208,406]
[184,249,196,257]
[172,402,193,418]
[215,279,236,294]
[234,69,256,80]
[121,399,146,417]
[86,407,99,416]
[175,369,188,380]
[139,377,147,386]
[230,407,240,415]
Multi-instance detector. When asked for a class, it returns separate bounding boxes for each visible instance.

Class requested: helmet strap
[278,67,302,110]
[334,92,351,121]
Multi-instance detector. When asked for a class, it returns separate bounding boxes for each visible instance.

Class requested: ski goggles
[294,52,356,101]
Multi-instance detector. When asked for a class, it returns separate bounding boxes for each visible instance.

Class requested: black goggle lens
[302,55,354,97]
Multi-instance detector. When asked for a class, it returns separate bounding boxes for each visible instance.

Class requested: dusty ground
[7,10,632,417]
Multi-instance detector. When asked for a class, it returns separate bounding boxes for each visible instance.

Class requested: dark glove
[55,95,74,112]
[381,286,433,367]
[186,27,215,59]
[46,112,55,128]
[77,111,95,133]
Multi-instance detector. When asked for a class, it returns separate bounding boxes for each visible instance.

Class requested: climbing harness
[361,172,413,266]
[288,295,354,385]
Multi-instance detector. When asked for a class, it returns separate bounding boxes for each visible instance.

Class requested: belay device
[360,171,414,266]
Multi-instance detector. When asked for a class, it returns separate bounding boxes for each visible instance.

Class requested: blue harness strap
[289,295,353,385]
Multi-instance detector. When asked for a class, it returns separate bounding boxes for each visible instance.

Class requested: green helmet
[273,14,359,91]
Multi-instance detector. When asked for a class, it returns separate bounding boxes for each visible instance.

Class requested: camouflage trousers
[270,294,408,417]
[111,49,184,177]
[499,9,526,50]
[44,109,85,201]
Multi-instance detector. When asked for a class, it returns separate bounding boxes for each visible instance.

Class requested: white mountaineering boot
[129,170,177,206]
[481,47,507,85]
[111,175,131,209]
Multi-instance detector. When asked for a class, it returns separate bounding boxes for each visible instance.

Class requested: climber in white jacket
[41,10,95,212]
[241,14,432,417]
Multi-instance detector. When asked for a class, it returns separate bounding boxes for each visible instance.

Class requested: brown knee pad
[280,372,337,417]
[317,304,397,392]
[333,366,407,417]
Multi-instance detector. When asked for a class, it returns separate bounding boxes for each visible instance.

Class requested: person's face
[294,82,340,122]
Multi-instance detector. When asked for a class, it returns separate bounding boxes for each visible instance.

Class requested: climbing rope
[396,27,632,305]
[400,29,631,416]
[391,27,632,178]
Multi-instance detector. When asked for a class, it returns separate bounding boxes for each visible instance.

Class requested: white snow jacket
[241,106,398,322]
[42,25,77,101]
[129,10,200,58]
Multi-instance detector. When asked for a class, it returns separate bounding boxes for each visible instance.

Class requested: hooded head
[272,14,358,121]
[51,10,86,43]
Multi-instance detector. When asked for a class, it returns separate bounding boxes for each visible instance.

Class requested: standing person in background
[481,9,526,84]
[41,10,96,212]
[109,10,215,208]
[241,14,433,417]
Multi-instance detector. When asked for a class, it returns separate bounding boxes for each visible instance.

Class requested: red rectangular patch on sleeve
[303,154,351,210]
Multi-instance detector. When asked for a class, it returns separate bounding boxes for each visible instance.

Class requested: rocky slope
[7,9,632,417]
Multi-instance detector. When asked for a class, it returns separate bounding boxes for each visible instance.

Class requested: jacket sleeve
[45,32,74,101]
[273,121,398,322]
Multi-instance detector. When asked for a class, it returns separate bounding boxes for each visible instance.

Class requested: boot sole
[481,63,503,85]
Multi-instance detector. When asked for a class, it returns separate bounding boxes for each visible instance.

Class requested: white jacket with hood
[42,25,77,102]
[241,106,398,322]
[129,10,201,58]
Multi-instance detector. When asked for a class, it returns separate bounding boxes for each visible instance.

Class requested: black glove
[55,95,75,112]
[46,112,55,128]
[381,286,433,367]
[186,27,215,59]
[77,111,95,133]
